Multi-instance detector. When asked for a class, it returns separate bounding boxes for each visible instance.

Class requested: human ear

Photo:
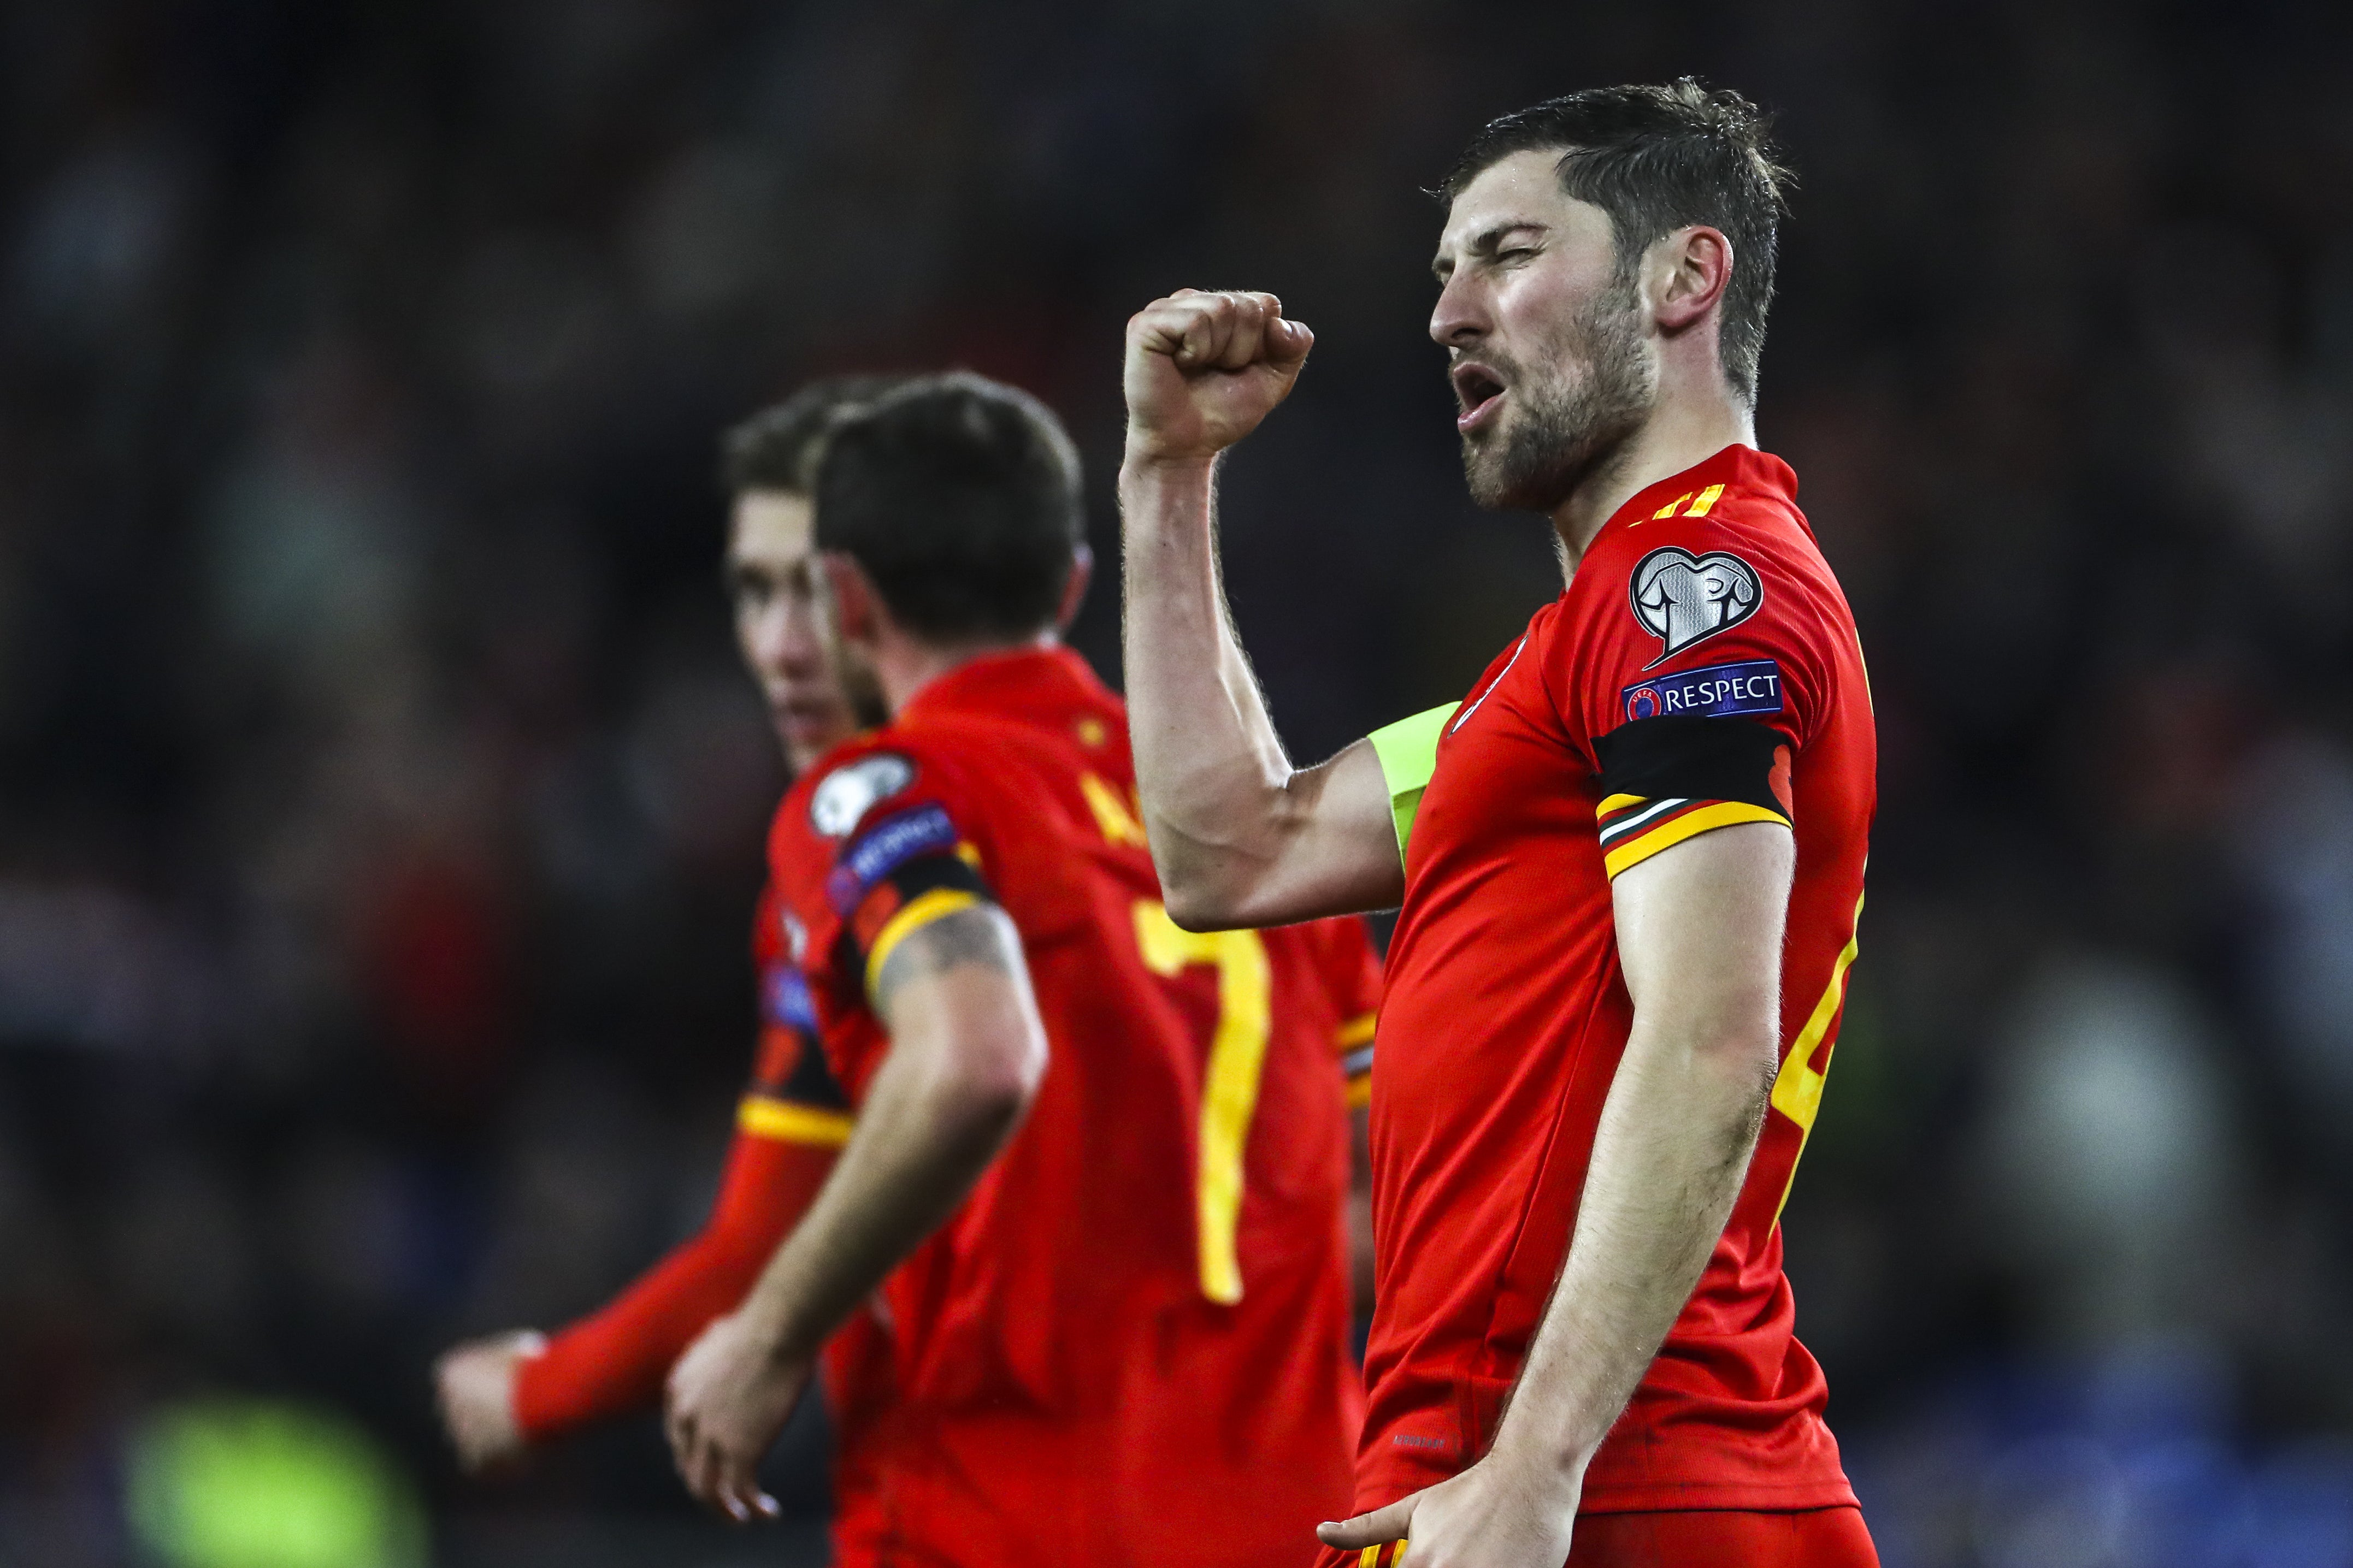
[817,552,883,649]
[1653,226,1732,334]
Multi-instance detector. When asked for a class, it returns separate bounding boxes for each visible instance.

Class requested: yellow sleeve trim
[1601,800,1789,879]
[1367,704,1458,865]
[1596,792,1648,818]
[1335,1011,1378,1049]
[737,1096,854,1147]
[864,888,982,993]
[1344,1075,1373,1110]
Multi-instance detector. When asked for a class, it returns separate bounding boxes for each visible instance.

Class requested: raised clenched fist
[1123,289,1313,463]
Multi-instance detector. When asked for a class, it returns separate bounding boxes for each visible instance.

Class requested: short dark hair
[813,372,1083,642]
[1441,80,1793,404]
[720,374,910,496]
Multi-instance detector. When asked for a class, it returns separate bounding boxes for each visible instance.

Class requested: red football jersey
[770,646,1377,1568]
[1349,445,1874,1518]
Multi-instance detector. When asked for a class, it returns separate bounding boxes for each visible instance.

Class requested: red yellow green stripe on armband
[737,1095,854,1147]
[1594,793,1789,878]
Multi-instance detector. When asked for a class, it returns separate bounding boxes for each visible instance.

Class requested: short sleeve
[780,746,1004,1007]
[738,952,857,1146]
[736,885,854,1144]
[1579,524,1828,879]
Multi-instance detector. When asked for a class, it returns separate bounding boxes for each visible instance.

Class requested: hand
[663,1309,809,1523]
[1123,288,1313,463]
[1316,1447,1583,1568]
[433,1330,542,1474]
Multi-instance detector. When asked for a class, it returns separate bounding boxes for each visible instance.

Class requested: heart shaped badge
[1629,547,1762,667]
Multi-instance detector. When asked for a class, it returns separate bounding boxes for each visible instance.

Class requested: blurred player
[432,377,892,1466]
[663,373,1379,1568]
[1119,84,1878,1566]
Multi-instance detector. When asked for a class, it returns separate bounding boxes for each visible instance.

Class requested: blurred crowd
[3,2,2353,1564]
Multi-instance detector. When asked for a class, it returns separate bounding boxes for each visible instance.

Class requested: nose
[1430,269,1487,350]
[742,595,810,685]
[774,593,827,674]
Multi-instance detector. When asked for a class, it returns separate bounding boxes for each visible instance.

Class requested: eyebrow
[1432,220,1551,281]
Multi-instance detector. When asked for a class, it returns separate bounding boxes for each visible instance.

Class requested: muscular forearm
[1491,1022,1774,1475]
[1117,291,1403,927]
[661,914,1043,1522]
[737,1045,1024,1364]
[1118,452,1302,916]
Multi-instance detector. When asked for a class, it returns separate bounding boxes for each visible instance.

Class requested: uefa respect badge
[1621,659,1786,723]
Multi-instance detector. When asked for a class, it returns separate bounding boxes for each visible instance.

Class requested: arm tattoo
[872,905,1022,1007]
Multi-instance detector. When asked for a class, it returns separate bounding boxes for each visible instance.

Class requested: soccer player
[662,372,1380,1568]
[1118,83,1879,1568]
[431,377,890,1469]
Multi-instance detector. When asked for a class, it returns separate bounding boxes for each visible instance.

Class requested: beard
[812,571,893,729]
[1461,275,1654,513]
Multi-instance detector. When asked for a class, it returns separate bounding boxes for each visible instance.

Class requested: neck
[1547,389,1755,578]
[874,629,1058,716]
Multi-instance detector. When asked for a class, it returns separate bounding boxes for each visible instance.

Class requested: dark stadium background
[5,2,2353,1564]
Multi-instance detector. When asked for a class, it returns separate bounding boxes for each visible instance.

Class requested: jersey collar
[1600,443,1799,542]
[895,642,1105,725]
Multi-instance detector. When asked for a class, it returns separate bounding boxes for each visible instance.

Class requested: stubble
[1461,275,1654,514]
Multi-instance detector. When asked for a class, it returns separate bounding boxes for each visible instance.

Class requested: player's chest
[1412,631,1599,881]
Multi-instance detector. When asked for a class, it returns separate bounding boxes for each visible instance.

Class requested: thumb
[1317,1494,1417,1551]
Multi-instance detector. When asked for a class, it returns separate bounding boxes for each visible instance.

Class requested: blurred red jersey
[1346,445,1875,1523]
[771,646,1378,1568]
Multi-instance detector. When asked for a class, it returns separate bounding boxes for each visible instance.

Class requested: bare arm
[664,906,1046,1520]
[1121,290,1403,929]
[1318,823,1792,1566]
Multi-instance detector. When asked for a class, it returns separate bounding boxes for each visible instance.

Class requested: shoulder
[773,728,1011,988]
[772,738,942,913]
[1588,502,1841,665]
[800,747,925,841]
[780,728,981,844]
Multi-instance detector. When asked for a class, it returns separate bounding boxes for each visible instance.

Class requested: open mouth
[1452,363,1507,431]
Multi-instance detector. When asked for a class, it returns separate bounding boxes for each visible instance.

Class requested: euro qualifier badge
[1630,547,1761,666]
[809,753,915,837]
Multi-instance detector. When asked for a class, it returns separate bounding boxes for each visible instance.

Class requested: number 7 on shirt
[1131,900,1271,1305]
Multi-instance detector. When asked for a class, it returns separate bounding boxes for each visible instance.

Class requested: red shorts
[1327,1506,1879,1568]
